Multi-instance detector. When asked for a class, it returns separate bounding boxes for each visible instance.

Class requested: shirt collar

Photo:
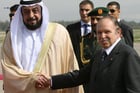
[104,37,121,55]
[81,21,91,26]
[117,18,120,22]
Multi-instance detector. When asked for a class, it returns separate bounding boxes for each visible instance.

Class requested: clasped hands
[35,74,51,89]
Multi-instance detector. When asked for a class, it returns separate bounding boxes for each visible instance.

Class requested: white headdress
[10,1,49,71]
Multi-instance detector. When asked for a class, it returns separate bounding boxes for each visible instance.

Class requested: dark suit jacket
[119,20,134,47]
[52,40,140,93]
[66,21,100,69]
[66,22,82,68]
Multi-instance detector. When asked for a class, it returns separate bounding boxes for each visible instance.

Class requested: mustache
[27,18,36,21]
[100,38,109,42]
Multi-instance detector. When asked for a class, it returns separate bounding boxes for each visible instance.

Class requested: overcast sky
[0,0,140,22]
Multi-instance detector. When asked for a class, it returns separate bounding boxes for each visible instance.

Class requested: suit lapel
[100,41,123,71]
[75,22,82,42]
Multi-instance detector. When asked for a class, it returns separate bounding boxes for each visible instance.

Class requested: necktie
[101,51,107,62]
[83,24,88,35]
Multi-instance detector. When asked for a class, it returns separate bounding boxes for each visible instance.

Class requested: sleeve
[121,24,134,48]
[124,51,140,93]
[51,63,92,89]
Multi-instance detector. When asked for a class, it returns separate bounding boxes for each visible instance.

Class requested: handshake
[35,74,51,89]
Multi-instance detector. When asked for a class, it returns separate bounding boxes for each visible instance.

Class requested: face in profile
[9,10,16,22]
[91,16,103,31]
[96,18,121,49]
[21,4,42,30]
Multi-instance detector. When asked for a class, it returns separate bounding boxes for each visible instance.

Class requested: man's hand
[35,74,51,89]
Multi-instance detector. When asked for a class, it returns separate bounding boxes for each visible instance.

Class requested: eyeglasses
[9,13,14,17]
[109,9,116,13]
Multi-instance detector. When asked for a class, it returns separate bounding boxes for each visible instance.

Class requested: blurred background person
[66,1,94,92]
[107,1,134,47]
[66,0,94,69]
[88,7,109,36]
[9,4,19,22]
[6,4,19,34]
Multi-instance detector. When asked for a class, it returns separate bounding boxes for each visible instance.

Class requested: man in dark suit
[107,1,134,47]
[66,1,94,92]
[66,0,94,69]
[36,16,140,93]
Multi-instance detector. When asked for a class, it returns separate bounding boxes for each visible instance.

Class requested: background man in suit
[66,0,94,69]
[66,1,94,92]
[38,16,140,93]
[9,4,19,22]
[107,1,134,47]
[6,4,19,34]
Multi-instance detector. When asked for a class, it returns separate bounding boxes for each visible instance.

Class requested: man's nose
[29,11,34,18]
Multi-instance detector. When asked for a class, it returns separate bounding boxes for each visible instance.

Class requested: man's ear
[116,26,121,33]
[116,27,122,37]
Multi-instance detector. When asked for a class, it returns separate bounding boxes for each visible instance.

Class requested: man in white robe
[0,0,83,93]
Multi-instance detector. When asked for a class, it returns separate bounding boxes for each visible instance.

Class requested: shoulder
[49,22,65,28]
[48,22,69,36]
[66,21,81,29]
[119,21,133,30]
[118,41,137,56]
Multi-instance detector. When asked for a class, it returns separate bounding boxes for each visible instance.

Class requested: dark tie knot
[101,51,107,62]
[83,24,89,27]
[83,24,89,35]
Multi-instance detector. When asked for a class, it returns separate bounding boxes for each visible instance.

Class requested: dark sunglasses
[109,9,116,13]
[9,13,14,17]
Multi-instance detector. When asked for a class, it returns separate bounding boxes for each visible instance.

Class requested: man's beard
[24,18,42,30]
